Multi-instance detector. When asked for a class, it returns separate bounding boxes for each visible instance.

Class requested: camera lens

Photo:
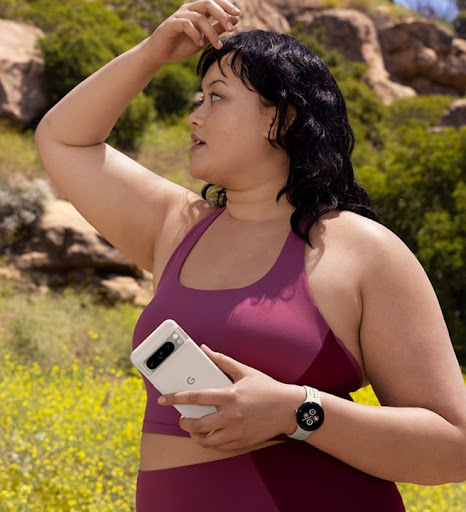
[146,342,174,370]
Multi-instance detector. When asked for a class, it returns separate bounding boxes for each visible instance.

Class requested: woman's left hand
[157,345,305,450]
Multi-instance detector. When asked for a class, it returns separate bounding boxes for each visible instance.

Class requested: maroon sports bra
[132,207,362,435]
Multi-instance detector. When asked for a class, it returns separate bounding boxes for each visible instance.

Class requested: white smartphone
[130,319,232,418]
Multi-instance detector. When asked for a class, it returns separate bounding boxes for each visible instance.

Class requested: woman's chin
[188,164,213,183]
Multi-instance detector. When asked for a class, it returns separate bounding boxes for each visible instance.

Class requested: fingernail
[158,396,167,404]
[227,22,234,31]
[199,39,205,47]
[215,40,223,49]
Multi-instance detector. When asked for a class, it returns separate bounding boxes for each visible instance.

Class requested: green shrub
[18,0,151,151]
[39,24,115,101]
[0,0,16,18]
[340,77,388,163]
[108,93,155,151]
[35,2,145,96]
[0,176,50,249]
[146,62,200,120]
[136,116,203,192]
[108,0,184,33]
[359,127,466,363]
[388,95,454,132]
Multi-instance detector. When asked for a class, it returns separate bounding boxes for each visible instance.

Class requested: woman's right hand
[143,0,241,65]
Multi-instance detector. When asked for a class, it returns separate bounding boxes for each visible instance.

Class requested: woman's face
[188,57,285,190]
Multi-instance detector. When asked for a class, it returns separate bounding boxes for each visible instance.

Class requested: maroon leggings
[136,442,405,511]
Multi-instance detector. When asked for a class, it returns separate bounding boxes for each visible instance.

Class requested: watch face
[296,402,325,431]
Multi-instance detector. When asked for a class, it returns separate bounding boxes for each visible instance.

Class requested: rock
[14,199,140,274]
[12,199,153,304]
[0,19,49,126]
[429,99,466,132]
[99,276,153,306]
[438,99,466,128]
[293,9,416,104]
[13,200,151,299]
[365,74,416,105]
[295,9,379,64]
[233,0,290,32]
[0,264,21,281]
[379,18,466,96]
[267,0,321,22]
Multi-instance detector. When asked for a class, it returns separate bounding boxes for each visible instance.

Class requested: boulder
[267,0,322,22]
[13,199,152,303]
[233,0,290,32]
[0,19,49,125]
[293,9,415,104]
[379,18,466,96]
[14,200,139,273]
[99,276,153,306]
[430,98,466,132]
[437,99,466,128]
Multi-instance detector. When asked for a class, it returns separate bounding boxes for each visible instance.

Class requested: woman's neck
[224,188,294,224]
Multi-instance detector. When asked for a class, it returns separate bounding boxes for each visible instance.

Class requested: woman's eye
[194,95,204,107]
[193,93,221,108]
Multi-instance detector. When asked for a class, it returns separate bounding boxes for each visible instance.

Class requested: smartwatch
[288,386,325,441]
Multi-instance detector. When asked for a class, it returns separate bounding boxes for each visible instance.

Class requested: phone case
[130,319,232,418]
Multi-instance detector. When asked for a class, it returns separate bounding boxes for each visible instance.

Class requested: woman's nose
[188,104,204,127]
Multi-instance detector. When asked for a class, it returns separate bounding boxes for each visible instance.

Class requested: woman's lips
[190,141,206,152]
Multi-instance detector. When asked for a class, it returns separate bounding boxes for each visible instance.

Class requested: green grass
[135,117,204,194]
[0,278,142,373]
[0,117,202,192]
[0,124,45,184]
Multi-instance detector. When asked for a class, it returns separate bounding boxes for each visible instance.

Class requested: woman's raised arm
[35,1,240,271]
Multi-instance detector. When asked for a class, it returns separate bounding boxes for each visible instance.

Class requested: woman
[35,1,466,510]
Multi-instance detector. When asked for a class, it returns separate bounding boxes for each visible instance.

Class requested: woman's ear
[266,106,296,141]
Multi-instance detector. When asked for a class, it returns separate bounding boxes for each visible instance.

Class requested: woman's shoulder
[152,198,219,285]
[310,209,422,285]
[315,210,409,256]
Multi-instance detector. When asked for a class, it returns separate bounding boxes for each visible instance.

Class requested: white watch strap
[288,386,322,441]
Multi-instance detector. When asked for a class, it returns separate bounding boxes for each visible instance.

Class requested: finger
[188,0,240,33]
[158,386,229,406]
[190,431,216,447]
[171,17,206,47]
[210,15,240,36]
[190,12,226,49]
[179,410,225,434]
[191,428,237,449]
[202,345,253,381]
[213,0,241,17]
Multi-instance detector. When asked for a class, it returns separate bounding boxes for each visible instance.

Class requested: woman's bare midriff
[139,432,283,471]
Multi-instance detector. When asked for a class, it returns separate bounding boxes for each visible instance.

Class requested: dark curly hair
[197,30,379,244]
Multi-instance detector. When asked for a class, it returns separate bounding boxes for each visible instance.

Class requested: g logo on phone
[187,376,195,385]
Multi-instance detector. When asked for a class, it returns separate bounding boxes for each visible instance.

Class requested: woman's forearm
[37,38,162,146]
[305,391,466,485]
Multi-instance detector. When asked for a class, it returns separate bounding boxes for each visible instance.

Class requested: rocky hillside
[1,0,465,126]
